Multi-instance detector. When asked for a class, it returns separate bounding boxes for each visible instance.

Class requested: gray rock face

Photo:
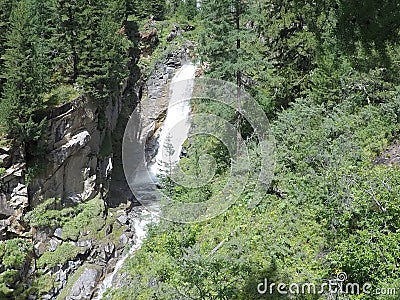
[374,144,400,166]
[0,148,28,239]
[28,92,123,207]
[67,267,101,300]
[116,214,128,225]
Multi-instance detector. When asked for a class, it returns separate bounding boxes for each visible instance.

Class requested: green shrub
[61,197,105,241]
[37,242,83,269]
[43,85,80,107]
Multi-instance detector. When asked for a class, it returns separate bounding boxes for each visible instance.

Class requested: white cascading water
[92,208,157,300]
[92,64,196,299]
[149,63,196,178]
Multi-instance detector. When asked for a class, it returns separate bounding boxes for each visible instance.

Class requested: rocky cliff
[0,27,195,298]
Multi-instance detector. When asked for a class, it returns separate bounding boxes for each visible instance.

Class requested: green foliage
[167,0,197,20]
[1,1,400,299]
[74,0,131,101]
[127,0,167,21]
[0,0,133,143]
[30,272,56,297]
[328,167,400,288]
[37,242,83,268]
[0,239,33,298]
[0,0,49,143]
[0,0,13,95]
[0,239,31,269]
[43,85,80,107]
[199,0,258,83]
[25,196,105,236]
[333,0,400,59]
[25,160,46,185]
[61,197,105,241]
[25,198,73,228]
[108,11,400,294]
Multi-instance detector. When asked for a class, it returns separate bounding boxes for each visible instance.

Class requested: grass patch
[61,197,105,241]
[25,198,76,229]
[25,196,105,238]
[43,85,80,108]
[37,242,84,269]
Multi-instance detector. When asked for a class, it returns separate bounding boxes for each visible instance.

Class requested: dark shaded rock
[374,144,400,166]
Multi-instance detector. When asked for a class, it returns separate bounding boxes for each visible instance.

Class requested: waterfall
[149,63,196,178]
[92,64,196,299]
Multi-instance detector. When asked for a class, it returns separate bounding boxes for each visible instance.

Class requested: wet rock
[0,195,14,218]
[98,242,115,261]
[0,219,10,239]
[0,153,11,167]
[34,241,47,256]
[183,24,195,31]
[33,227,52,244]
[167,24,182,42]
[9,195,28,209]
[56,269,67,283]
[75,239,92,248]
[104,224,113,236]
[105,243,115,257]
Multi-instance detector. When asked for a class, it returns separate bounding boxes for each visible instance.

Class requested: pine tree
[56,0,84,83]
[127,0,166,20]
[0,0,14,98]
[54,0,130,101]
[243,0,317,110]
[0,0,49,143]
[75,0,130,101]
[199,0,255,85]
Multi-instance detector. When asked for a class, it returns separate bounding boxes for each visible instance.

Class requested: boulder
[53,228,63,240]
[67,266,101,300]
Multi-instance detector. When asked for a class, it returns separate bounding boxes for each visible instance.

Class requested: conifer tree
[199,0,255,85]
[75,1,130,101]
[0,0,50,143]
[0,0,14,98]
[127,0,166,20]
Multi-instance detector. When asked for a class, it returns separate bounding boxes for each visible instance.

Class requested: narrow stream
[92,208,157,300]
[92,64,196,299]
